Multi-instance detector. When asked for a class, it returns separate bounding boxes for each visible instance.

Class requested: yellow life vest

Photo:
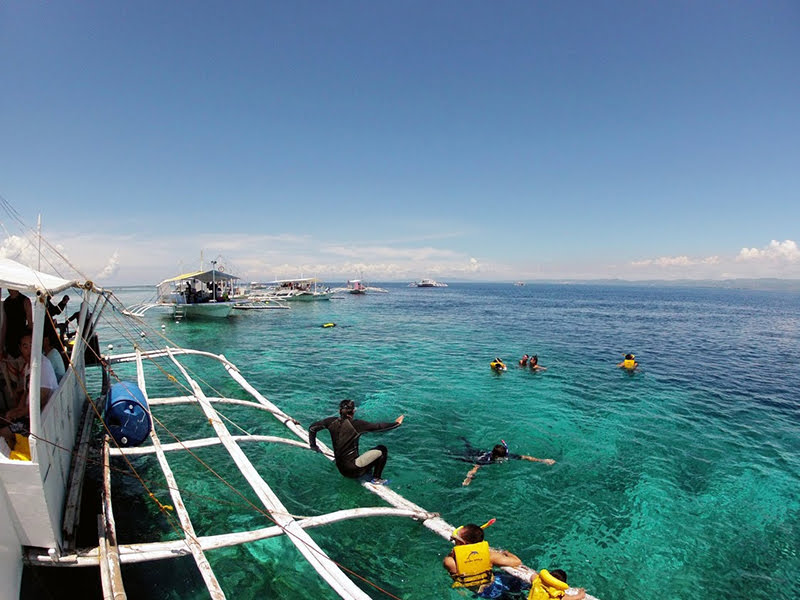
[9,434,31,461]
[451,541,493,588]
[528,570,569,600]
[623,358,636,370]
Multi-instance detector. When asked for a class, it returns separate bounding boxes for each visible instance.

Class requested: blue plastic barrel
[105,381,152,447]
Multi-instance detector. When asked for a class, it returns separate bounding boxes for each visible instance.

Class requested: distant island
[111,279,800,292]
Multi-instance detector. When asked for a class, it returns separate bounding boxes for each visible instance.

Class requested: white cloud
[631,255,719,268]
[96,251,120,280]
[737,240,800,262]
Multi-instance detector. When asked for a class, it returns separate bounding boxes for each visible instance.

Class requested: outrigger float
[0,257,598,600]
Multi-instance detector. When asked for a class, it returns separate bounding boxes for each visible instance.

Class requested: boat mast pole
[37,214,42,271]
[211,260,217,302]
[28,292,47,462]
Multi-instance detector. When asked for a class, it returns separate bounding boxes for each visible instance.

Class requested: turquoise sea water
[28,283,799,599]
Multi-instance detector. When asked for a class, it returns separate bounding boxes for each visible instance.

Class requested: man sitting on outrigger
[309,399,404,485]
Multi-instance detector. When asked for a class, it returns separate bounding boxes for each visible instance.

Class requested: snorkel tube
[451,518,496,542]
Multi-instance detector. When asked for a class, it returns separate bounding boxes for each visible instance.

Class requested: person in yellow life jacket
[490,358,507,372]
[617,353,638,371]
[529,568,585,600]
[443,523,524,598]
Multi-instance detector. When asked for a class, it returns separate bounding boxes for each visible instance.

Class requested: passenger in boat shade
[529,568,586,599]
[460,439,555,486]
[518,354,529,367]
[0,288,33,359]
[0,330,58,449]
[528,355,547,372]
[308,399,404,485]
[443,522,524,598]
[42,332,66,383]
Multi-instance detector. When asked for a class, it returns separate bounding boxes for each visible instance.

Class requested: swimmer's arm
[520,455,556,465]
[489,548,521,568]
[442,554,457,576]
[462,464,480,486]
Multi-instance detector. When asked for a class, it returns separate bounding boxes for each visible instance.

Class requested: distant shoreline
[108,278,800,292]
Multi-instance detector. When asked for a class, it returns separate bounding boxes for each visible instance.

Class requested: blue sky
[1,1,798,284]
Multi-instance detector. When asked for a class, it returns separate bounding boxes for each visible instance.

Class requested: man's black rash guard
[308,416,400,477]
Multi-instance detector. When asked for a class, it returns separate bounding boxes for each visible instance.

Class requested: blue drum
[105,381,152,447]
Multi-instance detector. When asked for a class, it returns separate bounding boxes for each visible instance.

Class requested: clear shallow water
[44,284,800,599]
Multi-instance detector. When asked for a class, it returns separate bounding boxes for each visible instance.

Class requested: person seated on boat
[42,331,66,383]
[529,568,586,599]
[0,288,32,359]
[460,439,555,486]
[519,354,529,367]
[308,399,404,485]
[529,355,547,372]
[443,522,524,598]
[0,330,58,450]
[617,353,638,371]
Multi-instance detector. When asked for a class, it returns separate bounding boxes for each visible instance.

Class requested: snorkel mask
[450,518,496,543]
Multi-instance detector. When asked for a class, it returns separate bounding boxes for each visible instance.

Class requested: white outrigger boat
[1,255,599,600]
[125,268,240,320]
[267,278,333,301]
[331,280,388,295]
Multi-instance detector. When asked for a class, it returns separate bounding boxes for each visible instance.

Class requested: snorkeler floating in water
[459,439,555,486]
[528,354,547,372]
[617,353,638,371]
[489,358,507,372]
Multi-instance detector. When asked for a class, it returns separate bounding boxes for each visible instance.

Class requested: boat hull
[179,302,234,318]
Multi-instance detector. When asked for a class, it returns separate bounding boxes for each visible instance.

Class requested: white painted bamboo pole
[26,506,429,567]
[101,436,126,599]
[135,350,226,600]
[110,434,309,456]
[166,349,371,600]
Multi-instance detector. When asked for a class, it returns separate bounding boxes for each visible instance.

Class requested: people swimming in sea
[528,355,547,372]
[460,439,555,486]
[529,568,586,599]
[617,353,639,371]
[490,358,507,372]
[443,522,524,598]
[308,399,404,485]
[518,354,529,367]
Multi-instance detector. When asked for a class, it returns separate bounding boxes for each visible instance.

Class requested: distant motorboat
[409,278,448,288]
[514,281,526,286]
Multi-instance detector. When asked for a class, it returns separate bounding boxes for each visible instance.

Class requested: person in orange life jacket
[308,399,404,485]
[443,523,523,598]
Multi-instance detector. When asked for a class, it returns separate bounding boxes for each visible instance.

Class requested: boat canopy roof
[269,277,321,283]
[158,269,239,285]
[0,257,80,295]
